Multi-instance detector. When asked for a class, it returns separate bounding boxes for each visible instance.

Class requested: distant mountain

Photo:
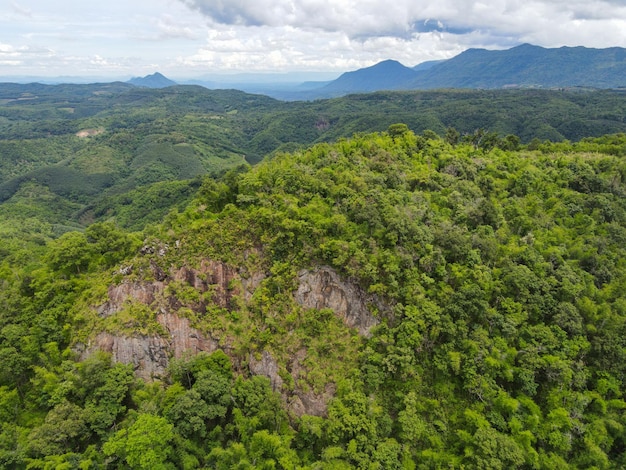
[318,59,418,95]
[301,44,626,99]
[128,72,177,88]
[412,59,447,71]
[408,44,626,89]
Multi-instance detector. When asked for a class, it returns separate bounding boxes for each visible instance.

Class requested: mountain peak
[372,59,405,67]
[128,72,177,89]
[360,59,414,73]
[513,43,544,50]
[321,59,417,94]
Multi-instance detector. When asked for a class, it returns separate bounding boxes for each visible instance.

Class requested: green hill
[1,127,625,468]
[1,83,626,263]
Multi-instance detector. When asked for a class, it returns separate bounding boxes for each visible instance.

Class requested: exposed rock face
[98,259,240,319]
[84,315,219,380]
[288,384,337,418]
[89,332,169,380]
[249,348,335,417]
[295,266,381,336]
[157,313,219,358]
[98,282,164,318]
[285,348,336,417]
[86,260,382,416]
[249,350,283,391]
[172,259,239,309]
[86,260,235,380]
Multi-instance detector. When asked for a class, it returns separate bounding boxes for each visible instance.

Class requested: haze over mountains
[2,44,625,100]
[123,44,626,100]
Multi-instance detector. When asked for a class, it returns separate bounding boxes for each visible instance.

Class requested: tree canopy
[1,114,626,468]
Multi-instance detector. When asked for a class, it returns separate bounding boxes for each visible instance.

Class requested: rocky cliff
[81,257,381,416]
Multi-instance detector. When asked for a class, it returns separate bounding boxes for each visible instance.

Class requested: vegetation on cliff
[1,123,626,468]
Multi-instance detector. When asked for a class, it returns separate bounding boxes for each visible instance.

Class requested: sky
[1,0,626,80]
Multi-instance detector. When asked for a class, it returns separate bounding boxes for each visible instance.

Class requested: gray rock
[295,266,381,337]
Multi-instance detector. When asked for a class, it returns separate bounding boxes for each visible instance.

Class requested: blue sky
[2,0,626,79]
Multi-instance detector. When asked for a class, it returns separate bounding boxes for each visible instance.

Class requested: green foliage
[43,222,139,277]
[3,91,626,468]
[231,375,289,437]
[165,352,233,441]
[180,128,626,468]
[103,413,175,469]
[43,231,92,276]
[2,84,626,237]
[85,221,141,268]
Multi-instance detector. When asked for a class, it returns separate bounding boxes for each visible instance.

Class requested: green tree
[44,231,93,276]
[388,123,410,140]
[165,388,213,439]
[27,401,89,456]
[445,126,460,146]
[85,221,140,268]
[103,414,175,470]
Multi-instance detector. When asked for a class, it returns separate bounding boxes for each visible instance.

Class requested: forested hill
[1,126,626,468]
[1,84,626,230]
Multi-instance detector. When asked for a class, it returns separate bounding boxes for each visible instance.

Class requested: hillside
[1,127,626,468]
[1,83,626,248]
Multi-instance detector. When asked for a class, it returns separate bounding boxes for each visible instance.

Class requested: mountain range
[267,44,626,99]
[5,44,624,99]
[407,43,626,89]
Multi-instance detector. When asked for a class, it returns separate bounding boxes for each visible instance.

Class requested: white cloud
[171,0,626,73]
[179,0,626,45]
[10,1,32,17]
[177,23,472,73]
[155,15,200,40]
[179,0,422,37]
[0,42,55,59]
[0,0,625,77]
[0,43,20,56]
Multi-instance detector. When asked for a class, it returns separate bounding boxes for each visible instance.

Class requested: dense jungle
[1,83,626,468]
